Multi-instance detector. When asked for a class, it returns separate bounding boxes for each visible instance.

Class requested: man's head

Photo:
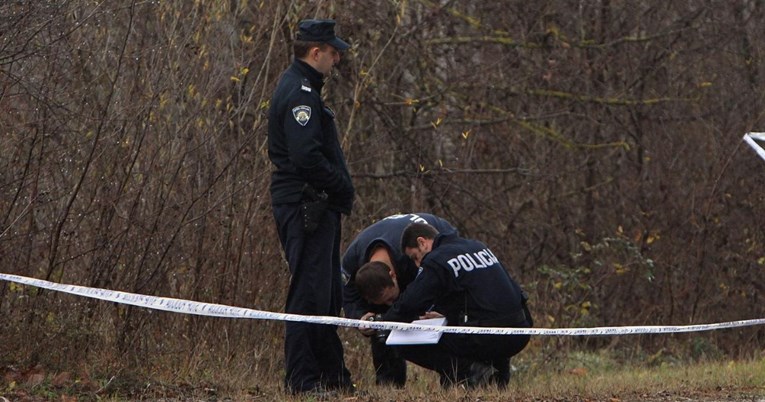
[355,261,399,306]
[293,19,350,76]
[400,222,439,267]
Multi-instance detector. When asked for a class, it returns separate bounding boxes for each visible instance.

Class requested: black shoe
[491,358,511,388]
[299,386,339,400]
[466,361,496,388]
[324,381,359,396]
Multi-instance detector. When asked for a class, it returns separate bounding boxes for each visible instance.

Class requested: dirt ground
[4,387,765,402]
[2,363,764,401]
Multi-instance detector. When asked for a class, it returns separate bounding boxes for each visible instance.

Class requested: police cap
[297,19,350,51]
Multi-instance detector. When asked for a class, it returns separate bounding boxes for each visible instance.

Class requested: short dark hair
[400,222,439,251]
[355,261,394,302]
[294,40,330,59]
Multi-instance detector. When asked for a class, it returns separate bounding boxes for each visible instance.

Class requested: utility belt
[461,307,529,328]
[459,291,533,328]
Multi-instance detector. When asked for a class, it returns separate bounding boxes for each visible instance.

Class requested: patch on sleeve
[292,105,311,126]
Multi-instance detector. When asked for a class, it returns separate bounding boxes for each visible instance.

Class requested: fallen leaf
[52,371,72,387]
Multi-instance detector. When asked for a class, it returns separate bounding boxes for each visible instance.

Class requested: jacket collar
[432,232,456,249]
[292,59,324,92]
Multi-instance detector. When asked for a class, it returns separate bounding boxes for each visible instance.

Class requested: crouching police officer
[342,213,457,386]
[355,222,533,388]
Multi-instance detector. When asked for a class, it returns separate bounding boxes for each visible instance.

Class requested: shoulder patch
[292,105,311,126]
[300,78,312,92]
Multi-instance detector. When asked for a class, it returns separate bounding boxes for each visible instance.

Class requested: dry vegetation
[2,0,765,400]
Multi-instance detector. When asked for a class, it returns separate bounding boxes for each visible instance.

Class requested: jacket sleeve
[341,247,364,319]
[342,283,367,319]
[382,264,446,323]
[283,91,353,196]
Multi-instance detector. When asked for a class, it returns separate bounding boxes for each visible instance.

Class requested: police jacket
[341,213,457,319]
[382,232,530,328]
[267,59,354,214]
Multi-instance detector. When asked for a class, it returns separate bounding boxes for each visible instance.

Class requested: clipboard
[385,317,447,345]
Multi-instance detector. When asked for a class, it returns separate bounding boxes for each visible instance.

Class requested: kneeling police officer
[342,213,457,386]
[355,222,533,388]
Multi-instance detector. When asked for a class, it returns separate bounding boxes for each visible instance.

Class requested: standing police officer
[267,19,355,395]
[357,222,532,388]
[341,213,457,386]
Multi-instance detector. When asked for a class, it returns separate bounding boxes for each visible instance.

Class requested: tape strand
[2,273,764,336]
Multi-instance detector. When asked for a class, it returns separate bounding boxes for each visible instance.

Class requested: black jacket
[341,213,457,319]
[383,232,530,328]
[267,59,354,214]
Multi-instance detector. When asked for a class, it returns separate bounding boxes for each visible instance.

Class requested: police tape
[2,272,765,336]
[744,132,765,162]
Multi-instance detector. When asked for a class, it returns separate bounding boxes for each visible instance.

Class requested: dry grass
[3,328,765,401]
[512,357,765,402]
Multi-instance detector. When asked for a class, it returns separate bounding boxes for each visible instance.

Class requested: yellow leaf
[646,233,660,244]
[431,117,443,128]
[614,263,628,275]
[461,130,470,139]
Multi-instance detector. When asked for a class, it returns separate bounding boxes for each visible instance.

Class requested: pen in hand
[420,304,443,319]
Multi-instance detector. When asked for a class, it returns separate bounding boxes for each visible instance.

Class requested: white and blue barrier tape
[2,273,764,336]
[744,132,765,162]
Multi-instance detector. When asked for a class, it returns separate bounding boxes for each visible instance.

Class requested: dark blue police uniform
[382,231,532,387]
[341,213,457,386]
[268,19,354,394]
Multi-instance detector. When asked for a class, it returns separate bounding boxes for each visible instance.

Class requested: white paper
[385,317,447,345]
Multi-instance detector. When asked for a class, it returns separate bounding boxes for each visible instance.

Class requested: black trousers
[272,204,352,393]
[394,330,530,387]
[370,337,406,386]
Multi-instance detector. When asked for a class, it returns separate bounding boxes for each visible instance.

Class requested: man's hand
[419,310,444,320]
[358,312,377,337]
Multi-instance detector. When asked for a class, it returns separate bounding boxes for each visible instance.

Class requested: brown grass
[5,330,763,401]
